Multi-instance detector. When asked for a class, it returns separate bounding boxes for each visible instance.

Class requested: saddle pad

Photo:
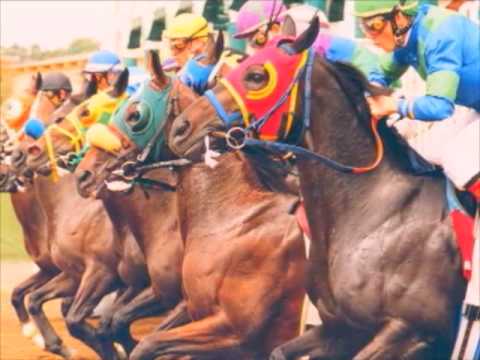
[447,180,475,280]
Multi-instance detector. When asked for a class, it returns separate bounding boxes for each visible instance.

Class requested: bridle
[203,43,385,175]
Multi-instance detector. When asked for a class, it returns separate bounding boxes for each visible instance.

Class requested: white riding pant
[393,106,480,189]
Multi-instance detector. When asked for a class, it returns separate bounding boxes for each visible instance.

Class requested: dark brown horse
[12,72,146,359]
[168,21,465,359]
[75,50,307,359]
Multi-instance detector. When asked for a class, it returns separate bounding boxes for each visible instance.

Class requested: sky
[0,1,120,50]
[0,1,195,51]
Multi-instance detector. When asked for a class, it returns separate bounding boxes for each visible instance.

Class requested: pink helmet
[234,0,287,39]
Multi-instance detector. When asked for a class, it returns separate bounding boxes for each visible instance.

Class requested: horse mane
[322,59,421,172]
[243,147,298,195]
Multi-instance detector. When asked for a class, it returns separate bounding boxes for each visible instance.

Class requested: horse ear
[282,15,297,37]
[85,77,98,98]
[146,49,167,85]
[203,32,224,65]
[111,68,129,97]
[32,72,42,94]
[214,30,225,63]
[290,15,319,54]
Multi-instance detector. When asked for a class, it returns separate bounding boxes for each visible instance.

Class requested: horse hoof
[114,342,128,360]
[270,348,288,360]
[21,321,37,338]
[32,333,46,349]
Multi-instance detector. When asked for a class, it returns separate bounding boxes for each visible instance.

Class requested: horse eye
[128,111,141,123]
[246,72,266,83]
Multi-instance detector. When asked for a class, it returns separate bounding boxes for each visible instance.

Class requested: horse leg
[270,324,357,360]
[27,272,77,358]
[98,285,139,338]
[130,312,243,360]
[352,319,432,360]
[64,266,121,360]
[11,269,56,337]
[155,300,191,331]
[108,286,165,355]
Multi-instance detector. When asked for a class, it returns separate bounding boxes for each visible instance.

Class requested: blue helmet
[84,50,122,73]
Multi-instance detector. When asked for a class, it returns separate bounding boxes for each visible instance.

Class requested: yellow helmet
[164,13,211,40]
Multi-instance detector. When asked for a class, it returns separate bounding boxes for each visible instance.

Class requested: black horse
[168,20,465,359]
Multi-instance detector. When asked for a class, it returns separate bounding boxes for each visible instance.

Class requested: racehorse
[168,20,465,359]
[0,75,96,355]
[13,71,141,359]
[75,49,307,360]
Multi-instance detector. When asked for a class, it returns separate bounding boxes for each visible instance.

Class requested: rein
[45,117,84,181]
[208,46,385,174]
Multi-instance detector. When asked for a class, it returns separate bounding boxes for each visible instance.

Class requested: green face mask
[111,78,173,163]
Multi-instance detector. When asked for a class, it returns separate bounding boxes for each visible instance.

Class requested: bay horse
[168,20,465,359]
[13,71,144,359]
[0,74,96,354]
[75,49,307,359]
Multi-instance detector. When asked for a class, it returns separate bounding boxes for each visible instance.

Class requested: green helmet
[355,0,418,18]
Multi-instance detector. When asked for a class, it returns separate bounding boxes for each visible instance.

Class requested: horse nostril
[27,144,41,157]
[78,170,92,183]
[173,118,191,139]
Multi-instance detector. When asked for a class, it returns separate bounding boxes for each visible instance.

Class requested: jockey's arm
[395,20,464,122]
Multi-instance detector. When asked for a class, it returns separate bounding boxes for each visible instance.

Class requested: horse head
[23,71,125,178]
[169,17,319,159]
[1,72,41,132]
[75,50,197,199]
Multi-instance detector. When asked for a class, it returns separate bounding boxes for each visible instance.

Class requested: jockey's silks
[313,34,385,86]
[373,4,480,121]
[221,36,307,141]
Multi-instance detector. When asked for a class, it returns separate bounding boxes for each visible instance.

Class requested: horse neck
[33,173,77,214]
[10,190,47,252]
[301,61,428,236]
[102,170,179,254]
[177,152,276,233]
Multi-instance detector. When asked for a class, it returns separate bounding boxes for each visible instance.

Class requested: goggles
[43,90,64,107]
[360,14,391,35]
[250,30,269,49]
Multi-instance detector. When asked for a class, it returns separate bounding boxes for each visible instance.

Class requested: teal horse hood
[111,77,173,163]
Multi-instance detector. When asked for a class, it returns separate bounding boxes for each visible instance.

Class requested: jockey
[163,13,215,94]
[39,72,72,109]
[83,50,122,91]
[163,13,212,70]
[355,0,480,202]
[233,0,385,83]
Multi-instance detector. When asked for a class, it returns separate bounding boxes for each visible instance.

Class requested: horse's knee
[11,287,25,309]
[27,292,43,315]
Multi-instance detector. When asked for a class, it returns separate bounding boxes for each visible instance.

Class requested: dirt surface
[0,262,162,360]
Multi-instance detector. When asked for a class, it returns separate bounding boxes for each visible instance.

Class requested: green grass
[0,194,27,260]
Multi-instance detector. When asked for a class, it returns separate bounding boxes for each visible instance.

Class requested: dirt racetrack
[0,262,162,360]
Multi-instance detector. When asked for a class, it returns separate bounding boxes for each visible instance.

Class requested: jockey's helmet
[84,50,122,73]
[354,0,419,18]
[41,72,72,93]
[163,13,211,40]
[234,0,287,39]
